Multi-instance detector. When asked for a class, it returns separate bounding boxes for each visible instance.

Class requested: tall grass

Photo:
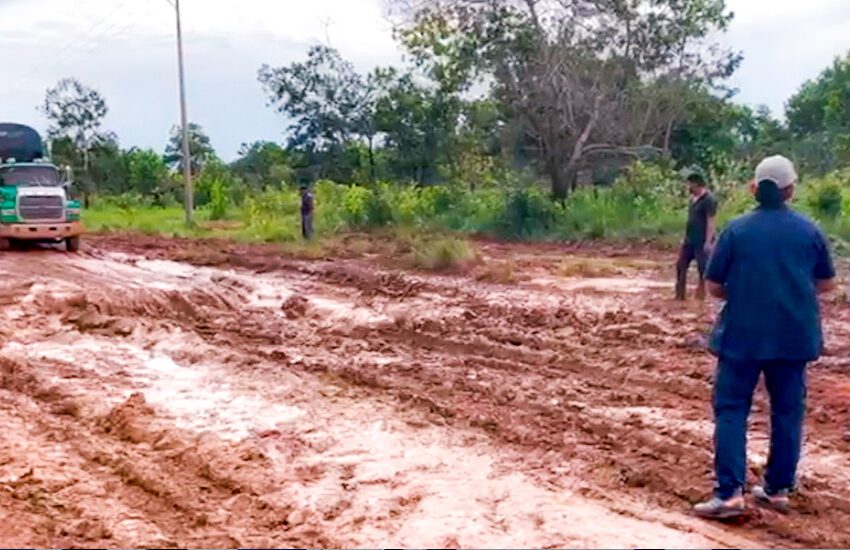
[82,165,850,252]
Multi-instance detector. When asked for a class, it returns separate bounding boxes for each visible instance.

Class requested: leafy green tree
[669,89,789,173]
[87,136,129,195]
[164,123,216,176]
[40,77,109,173]
[259,46,380,180]
[126,148,169,200]
[786,51,850,174]
[374,70,451,183]
[393,0,741,199]
[230,141,293,187]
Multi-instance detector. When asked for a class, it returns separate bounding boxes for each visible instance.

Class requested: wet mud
[0,233,848,548]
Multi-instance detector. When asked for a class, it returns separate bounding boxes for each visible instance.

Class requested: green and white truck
[0,123,83,252]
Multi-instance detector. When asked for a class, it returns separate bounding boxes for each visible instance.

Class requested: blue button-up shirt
[706,206,835,362]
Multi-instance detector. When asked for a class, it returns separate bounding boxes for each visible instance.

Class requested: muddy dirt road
[1,235,849,548]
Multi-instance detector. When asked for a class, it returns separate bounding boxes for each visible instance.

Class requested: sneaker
[752,485,790,513]
[693,491,746,520]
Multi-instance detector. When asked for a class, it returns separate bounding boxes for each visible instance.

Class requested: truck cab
[0,123,83,252]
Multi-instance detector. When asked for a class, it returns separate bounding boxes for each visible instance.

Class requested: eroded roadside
[0,235,848,548]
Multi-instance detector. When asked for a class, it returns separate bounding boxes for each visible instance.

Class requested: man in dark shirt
[676,171,718,300]
[693,155,836,520]
[300,183,314,240]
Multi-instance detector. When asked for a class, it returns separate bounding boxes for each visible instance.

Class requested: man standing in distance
[693,155,836,519]
[300,183,314,241]
[676,171,717,300]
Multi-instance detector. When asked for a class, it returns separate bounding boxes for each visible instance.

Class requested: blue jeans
[713,357,807,499]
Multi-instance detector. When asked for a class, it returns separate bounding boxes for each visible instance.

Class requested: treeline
[38,0,850,210]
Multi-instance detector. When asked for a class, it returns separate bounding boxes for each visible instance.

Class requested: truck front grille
[18,195,64,221]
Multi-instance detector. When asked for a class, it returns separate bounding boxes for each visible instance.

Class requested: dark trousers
[713,357,807,499]
[301,212,313,240]
[676,242,709,299]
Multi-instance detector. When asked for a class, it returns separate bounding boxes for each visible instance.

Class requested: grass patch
[558,256,660,278]
[411,237,478,272]
[476,256,518,284]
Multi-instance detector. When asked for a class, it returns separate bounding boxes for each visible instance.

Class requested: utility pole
[174,0,193,225]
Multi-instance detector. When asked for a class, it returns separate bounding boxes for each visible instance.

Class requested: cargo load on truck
[0,123,44,163]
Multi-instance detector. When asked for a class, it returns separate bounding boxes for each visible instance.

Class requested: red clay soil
[0,232,847,548]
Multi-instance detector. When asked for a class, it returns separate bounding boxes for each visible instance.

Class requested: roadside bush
[617,161,681,201]
[498,186,559,239]
[365,183,395,227]
[341,185,371,228]
[412,237,477,271]
[239,186,300,242]
[805,174,845,220]
[208,178,229,220]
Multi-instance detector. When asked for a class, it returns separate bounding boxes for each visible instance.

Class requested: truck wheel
[66,236,81,253]
[8,239,25,251]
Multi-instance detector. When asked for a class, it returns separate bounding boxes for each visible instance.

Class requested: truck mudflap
[0,221,83,240]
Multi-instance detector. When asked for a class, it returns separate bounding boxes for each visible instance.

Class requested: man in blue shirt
[693,155,836,520]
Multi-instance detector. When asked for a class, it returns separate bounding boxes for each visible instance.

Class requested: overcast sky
[1,0,848,160]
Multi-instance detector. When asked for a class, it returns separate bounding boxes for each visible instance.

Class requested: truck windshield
[0,166,61,187]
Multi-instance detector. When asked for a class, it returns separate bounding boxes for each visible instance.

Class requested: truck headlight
[1,209,15,216]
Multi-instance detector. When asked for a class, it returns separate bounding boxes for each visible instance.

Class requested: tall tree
[230,141,292,187]
[40,77,109,171]
[374,69,462,183]
[786,51,850,174]
[258,46,380,180]
[126,148,170,198]
[164,123,216,176]
[392,0,741,199]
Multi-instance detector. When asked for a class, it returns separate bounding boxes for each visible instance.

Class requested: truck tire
[66,236,80,253]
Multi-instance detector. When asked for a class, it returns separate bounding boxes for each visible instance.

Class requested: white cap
[755,155,797,189]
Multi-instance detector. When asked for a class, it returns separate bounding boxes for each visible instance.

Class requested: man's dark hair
[755,180,792,208]
[686,172,706,186]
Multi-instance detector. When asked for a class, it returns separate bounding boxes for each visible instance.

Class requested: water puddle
[2,337,304,442]
[260,402,747,548]
[535,276,670,294]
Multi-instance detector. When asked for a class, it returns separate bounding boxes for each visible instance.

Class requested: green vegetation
[35,3,850,252]
[82,164,850,255]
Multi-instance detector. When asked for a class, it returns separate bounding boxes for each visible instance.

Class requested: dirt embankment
[0,233,848,548]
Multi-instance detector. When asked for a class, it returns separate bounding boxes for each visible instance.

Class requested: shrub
[498,186,558,239]
[805,175,845,220]
[209,178,229,220]
[341,185,371,227]
[412,237,477,271]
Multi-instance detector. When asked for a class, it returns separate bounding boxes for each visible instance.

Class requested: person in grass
[676,170,718,300]
[300,183,314,241]
[693,155,836,520]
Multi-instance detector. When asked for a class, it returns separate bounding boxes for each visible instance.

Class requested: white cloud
[723,0,850,115]
[0,0,399,158]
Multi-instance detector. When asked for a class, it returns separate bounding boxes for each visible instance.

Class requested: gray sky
[1,0,848,160]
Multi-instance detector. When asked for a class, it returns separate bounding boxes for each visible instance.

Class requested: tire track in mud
[0,356,334,548]
[2,236,849,547]
[86,235,850,548]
